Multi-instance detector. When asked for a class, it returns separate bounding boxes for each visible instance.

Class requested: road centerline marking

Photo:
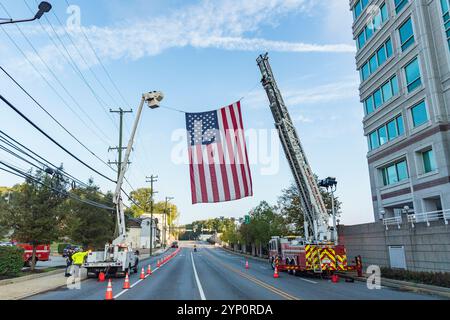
[191,251,206,300]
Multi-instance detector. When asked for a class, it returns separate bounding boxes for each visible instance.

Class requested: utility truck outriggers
[83,91,164,278]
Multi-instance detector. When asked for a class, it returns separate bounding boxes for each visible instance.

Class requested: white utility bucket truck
[83,91,164,278]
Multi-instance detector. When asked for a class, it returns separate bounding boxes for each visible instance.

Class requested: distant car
[0,242,13,247]
[171,241,179,248]
[63,245,81,258]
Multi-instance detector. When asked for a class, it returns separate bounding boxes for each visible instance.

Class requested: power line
[0,95,116,184]
[0,66,117,175]
[0,2,112,144]
[0,160,115,211]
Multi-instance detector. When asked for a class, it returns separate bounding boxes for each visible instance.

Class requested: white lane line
[191,252,206,300]
[299,278,318,284]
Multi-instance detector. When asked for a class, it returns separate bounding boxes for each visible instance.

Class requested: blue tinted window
[362,62,370,81]
[386,38,393,57]
[378,126,388,145]
[354,1,362,19]
[370,131,379,150]
[381,3,388,21]
[396,161,409,181]
[422,149,436,173]
[405,58,421,92]
[369,55,378,73]
[387,119,398,140]
[374,89,382,108]
[387,165,398,184]
[377,46,387,65]
[382,81,393,102]
[358,31,366,49]
[391,76,399,96]
[397,115,405,135]
[411,101,428,127]
[365,96,374,114]
[395,0,408,14]
[399,18,415,51]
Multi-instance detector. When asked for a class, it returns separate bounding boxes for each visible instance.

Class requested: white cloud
[4,0,355,74]
[244,78,360,110]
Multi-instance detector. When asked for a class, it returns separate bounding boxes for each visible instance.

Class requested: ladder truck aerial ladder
[83,91,164,278]
[257,53,356,275]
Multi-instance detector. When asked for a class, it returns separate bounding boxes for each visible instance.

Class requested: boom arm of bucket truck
[112,91,164,246]
[256,53,330,242]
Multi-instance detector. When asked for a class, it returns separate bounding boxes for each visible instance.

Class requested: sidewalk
[0,246,170,300]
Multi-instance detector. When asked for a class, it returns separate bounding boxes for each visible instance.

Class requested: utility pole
[108,108,133,181]
[146,175,158,256]
[164,196,174,248]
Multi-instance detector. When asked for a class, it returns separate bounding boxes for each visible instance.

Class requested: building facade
[351,0,450,226]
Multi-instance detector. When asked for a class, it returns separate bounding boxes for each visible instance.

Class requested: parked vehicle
[15,243,51,267]
[171,241,179,248]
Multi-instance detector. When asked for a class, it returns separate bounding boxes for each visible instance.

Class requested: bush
[57,243,71,254]
[0,246,24,276]
[380,267,450,288]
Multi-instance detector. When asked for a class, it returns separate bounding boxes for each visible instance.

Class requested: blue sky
[0,0,374,225]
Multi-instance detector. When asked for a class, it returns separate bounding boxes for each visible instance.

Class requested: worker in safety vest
[70,249,90,278]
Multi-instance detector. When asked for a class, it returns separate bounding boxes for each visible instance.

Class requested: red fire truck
[269,236,358,276]
[14,243,51,267]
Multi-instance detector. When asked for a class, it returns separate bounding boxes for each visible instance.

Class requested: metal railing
[407,209,450,227]
[382,216,402,230]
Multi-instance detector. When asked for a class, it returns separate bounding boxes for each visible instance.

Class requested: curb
[221,246,268,263]
[0,269,66,287]
[336,272,450,299]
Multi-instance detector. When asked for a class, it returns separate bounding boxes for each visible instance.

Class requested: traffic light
[244,215,250,224]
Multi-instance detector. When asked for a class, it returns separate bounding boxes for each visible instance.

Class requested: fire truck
[15,243,51,267]
[257,54,359,276]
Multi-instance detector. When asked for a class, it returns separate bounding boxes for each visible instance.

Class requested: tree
[277,180,342,236]
[127,188,153,217]
[61,180,115,250]
[0,168,68,271]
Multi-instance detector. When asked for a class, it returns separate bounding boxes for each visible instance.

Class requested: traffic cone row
[105,279,114,300]
[123,273,130,289]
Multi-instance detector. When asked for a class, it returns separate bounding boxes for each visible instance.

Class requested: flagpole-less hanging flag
[186,101,253,204]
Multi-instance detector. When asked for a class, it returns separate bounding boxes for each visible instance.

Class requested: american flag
[186,101,253,204]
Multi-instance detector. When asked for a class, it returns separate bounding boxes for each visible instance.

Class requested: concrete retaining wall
[338,220,450,273]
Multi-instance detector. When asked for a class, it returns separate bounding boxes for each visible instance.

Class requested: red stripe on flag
[221,107,241,200]
[236,101,253,196]
[195,144,208,203]
[216,142,231,201]
[207,144,220,202]
[188,148,197,204]
[229,103,249,197]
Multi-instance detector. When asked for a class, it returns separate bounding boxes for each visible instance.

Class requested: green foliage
[277,180,342,235]
[0,168,68,271]
[61,181,115,251]
[128,188,153,217]
[0,246,24,276]
[57,243,71,254]
[380,267,450,288]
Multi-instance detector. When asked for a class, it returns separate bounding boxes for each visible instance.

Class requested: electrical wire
[0,95,116,184]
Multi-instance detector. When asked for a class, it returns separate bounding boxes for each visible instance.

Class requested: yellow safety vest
[72,251,88,265]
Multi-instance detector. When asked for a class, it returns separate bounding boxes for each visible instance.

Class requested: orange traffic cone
[105,279,114,300]
[157,259,161,268]
[140,267,145,279]
[123,273,130,289]
[147,265,152,275]
[98,271,105,282]
[245,260,249,269]
[273,266,279,279]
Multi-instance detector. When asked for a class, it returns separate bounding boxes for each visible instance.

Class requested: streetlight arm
[0,2,52,25]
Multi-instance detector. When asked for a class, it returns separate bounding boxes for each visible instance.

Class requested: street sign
[245,215,250,224]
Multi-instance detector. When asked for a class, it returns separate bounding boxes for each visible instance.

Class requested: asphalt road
[28,241,441,300]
